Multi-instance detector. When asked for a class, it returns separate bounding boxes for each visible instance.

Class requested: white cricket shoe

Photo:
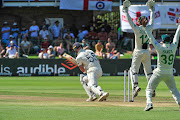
[133,86,141,97]
[144,103,153,111]
[86,96,97,102]
[98,92,109,102]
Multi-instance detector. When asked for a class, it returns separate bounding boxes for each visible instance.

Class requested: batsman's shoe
[86,96,97,102]
[98,92,109,102]
[133,86,141,97]
[152,90,156,97]
[144,103,153,111]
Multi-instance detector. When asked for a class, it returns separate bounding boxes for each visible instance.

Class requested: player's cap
[98,40,101,43]
[13,22,17,26]
[73,42,81,51]
[161,34,171,43]
[48,45,53,49]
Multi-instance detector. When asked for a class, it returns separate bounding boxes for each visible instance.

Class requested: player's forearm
[143,27,157,48]
[173,25,180,45]
[149,10,154,28]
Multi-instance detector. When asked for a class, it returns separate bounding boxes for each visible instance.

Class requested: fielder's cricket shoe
[86,96,97,102]
[152,90,156,97]
[144,103,153,111]
[133,86,141,97]
[98,92,109,102]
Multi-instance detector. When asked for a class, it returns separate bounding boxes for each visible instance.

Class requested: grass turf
[0,76,180,120]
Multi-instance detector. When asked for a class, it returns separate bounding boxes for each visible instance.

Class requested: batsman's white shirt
[76,49,102,86]
[76,49,102,73]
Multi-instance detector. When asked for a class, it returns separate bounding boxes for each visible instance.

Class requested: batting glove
[146,0,155,11]
[122,0,131,12]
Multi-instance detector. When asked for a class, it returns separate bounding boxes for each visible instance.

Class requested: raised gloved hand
[146,0,155,11]
[122,0,131,12]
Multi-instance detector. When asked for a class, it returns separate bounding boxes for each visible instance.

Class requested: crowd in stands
[0,19,124,59]
[0,19,162,59]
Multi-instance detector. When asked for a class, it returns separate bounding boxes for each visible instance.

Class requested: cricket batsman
[142,18,180,111]
[73,42,109,102]
[123,0,155,97]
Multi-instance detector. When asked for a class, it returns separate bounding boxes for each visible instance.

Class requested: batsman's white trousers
[146,71,180,105]
[87,67,102,87]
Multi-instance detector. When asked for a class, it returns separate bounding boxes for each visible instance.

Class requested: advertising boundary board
[0,59,180,76]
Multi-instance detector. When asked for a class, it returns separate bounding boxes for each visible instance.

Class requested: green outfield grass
[0,76,180,120]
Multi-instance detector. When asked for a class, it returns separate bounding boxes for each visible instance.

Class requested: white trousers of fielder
[131,50,152,86]
[146,71,180,105]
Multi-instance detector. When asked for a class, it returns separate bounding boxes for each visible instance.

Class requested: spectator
[21,36,31,55]
[55,42,65,59]
[4,44,19,59]
[63,30,75,40]
[39,26,49,40]
[63,30,74,53]
[95,40,104,58]
[11,22,19,40]
[1,21,10,46]
[9,35,17,45]
[6,40,18,50]
[0,42,5,58]
[108,28,118,44]
[85,27,98,48]
[98,28,108,46]
[47,45,55,59]
[40,38,50,49]
[38,48,48,59]
[105,38,120,59]
[81,25,88,36]
[149,43,157,59]
[77,30,85,42]
[29,21,39,45]
[20,26,28,40]
[50,20,62,40]
[81,39,90,50]
[40,18,50,30]
[86,27,98,40]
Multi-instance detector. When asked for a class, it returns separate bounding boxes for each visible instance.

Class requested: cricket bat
[62,53,77,65]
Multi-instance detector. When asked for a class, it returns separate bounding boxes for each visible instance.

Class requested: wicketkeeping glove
[122,0,131,12]
[146,0,155,11]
